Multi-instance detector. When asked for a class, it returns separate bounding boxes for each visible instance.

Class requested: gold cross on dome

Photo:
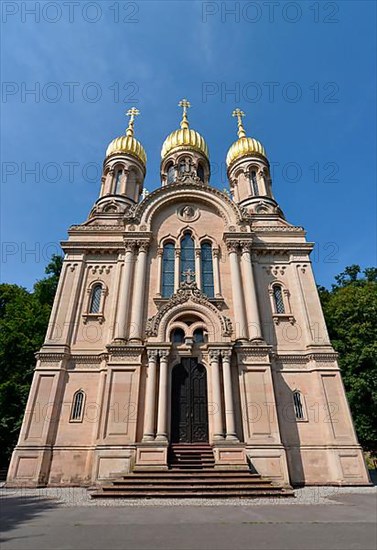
[232,108,246,138]
[178,98,191,129]
[125,107,140,136]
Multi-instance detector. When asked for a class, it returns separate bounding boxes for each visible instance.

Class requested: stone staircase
[91,444,294,499]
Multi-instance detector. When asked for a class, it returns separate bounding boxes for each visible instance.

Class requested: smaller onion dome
[106,107,147,167]
[226,108,266,168]
[161,99,209,161]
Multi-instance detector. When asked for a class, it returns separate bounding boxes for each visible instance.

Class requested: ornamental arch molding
[146,293,233,344]
[126,184,245,231]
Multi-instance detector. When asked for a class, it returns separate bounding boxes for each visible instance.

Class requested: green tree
[319,266,377,454]
[0,255,63,466]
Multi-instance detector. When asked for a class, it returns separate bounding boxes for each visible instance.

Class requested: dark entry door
[171,358,209,443]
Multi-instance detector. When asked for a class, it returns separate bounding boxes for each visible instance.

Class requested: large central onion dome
[161,99,209,161]
[226,108,266,168]
[106,107,147,168]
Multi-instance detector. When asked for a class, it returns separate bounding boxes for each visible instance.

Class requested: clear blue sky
[1,0,376,290]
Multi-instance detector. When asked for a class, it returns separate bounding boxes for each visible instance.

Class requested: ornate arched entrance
[171,358,209,443]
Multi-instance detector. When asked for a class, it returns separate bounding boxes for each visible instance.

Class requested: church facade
[7,101,370,487]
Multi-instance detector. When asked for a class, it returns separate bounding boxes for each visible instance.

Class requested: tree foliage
[0,255,63,466]
[318,265,377,454]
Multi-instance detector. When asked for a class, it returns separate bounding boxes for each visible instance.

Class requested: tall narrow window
[180,233,195,283]
[179,159,187,174]
[273,285,285,314]
[171,328,185,343]
[162,243,175,298]
[250,170,258,196]
[293,390,304,420]
[89,284,102,313]
[70,390,85,421]
[201,242,214,297]
[167,163,175,184]
[197,163,204,182]
[115,169,122,194]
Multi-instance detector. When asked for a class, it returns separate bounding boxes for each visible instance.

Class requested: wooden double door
[171,358,209,443]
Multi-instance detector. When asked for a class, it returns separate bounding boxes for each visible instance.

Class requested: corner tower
[97,108,146,212]
[160,99,210,185]
[226,109,277,215]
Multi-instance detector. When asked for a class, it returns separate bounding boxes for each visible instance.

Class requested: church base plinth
[213,443,248,468]
[135,442,168,470]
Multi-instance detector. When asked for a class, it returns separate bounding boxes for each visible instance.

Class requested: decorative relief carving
[263,265,287,277]
[146,282,233,337]
[88,265,113,275]
[177,205,200,222]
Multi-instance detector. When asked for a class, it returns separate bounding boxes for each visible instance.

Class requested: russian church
[7,100,370,494]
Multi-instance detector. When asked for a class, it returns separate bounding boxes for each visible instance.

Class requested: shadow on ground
[0,495,59,545]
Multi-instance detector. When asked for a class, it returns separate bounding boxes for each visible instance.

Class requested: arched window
[179,159,187,174]
[293,390,304,420]
[115,169,123,194]
[89,284,102,314]
[193,328,205,343]
[162,243,175,298]
[70,390,85,422]
[171,328,185,344]
[197,163,204,182]
[250,170,258,196]
[180,233,195,284]
[167,163,175,184]
[273,284,285,314]
[201,242,214,297]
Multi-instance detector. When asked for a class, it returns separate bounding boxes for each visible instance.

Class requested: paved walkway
[1,487,376,549]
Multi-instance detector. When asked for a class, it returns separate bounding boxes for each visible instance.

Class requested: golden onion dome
[226,108,266,168]
[161,99,209,160]
[106,107,147,167]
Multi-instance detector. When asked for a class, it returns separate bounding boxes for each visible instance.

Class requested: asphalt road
[1,493,376,550]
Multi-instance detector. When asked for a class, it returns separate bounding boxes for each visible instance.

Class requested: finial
[178,98,191,130]
[125,107,140,137]
[232,108,246,139]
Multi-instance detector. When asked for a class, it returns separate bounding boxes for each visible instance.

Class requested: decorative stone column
[226,241,248,340]
[195,248,202,290]
[222,350,238,440]
[156,350,170,441]
[240,241,263,340]
[213,247,222,297]
[129,240,149,342]
[209,349,224,440]
[142,350,158,441]
[174,248,181,292]
[114,241,136,341]
[156,247,163,297]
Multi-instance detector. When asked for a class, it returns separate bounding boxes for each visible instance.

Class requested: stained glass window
[180,233,195,284]
[162,243,175,297]
[89,284,102,313]
[201,242,214,298]
[273,285,285,314]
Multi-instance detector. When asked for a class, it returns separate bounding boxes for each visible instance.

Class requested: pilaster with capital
[195,248,202,290]
[156,247,163,297]
[129,240,150,342]
[174,248,181,292]
[240,241,263,340]
[222,350,238,440]
[209,349,224,440]
[226,241,248,340]
[156,350,170,441]
[113,240,136,341]
[142,349,158,441]
[212,247,222,297]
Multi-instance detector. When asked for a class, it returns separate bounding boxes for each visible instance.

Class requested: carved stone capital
[225,241,240,254]
[209,349,221,362]
[147,349,158,361]
[137,240,150,253]
[240,240,252,254]
[124,240,137,253]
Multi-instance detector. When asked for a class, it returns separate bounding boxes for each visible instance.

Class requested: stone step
[92,489,294,499]
[128,470,255,478]
[112,477,269,486]
[102,483,281,492]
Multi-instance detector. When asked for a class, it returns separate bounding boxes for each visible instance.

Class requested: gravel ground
[0,484,375,507]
